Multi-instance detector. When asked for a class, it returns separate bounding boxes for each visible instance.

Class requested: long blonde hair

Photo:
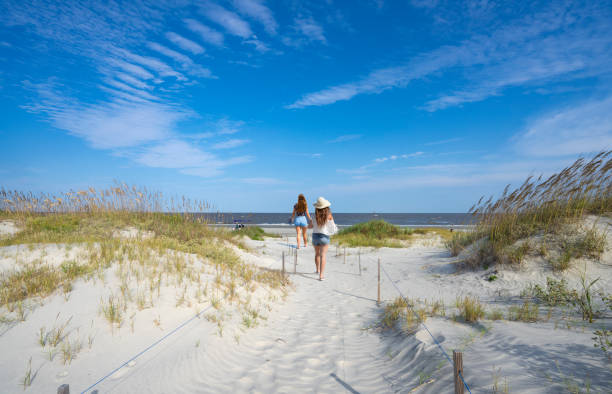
[295,194,307,212]
[315,207,330,226]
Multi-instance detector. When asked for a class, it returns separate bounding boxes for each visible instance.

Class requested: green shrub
[529,277,576,306]
[335,220,452,248]
[508,301,539,322]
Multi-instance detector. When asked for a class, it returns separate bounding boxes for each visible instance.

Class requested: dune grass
[448,150,612,268]
[234,226,280,241]
[0,183,290,321]
[333,220,453,248]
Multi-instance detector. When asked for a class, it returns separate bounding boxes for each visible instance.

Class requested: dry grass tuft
[0,183,291,327]
[449,151,612,268]
[455,296,485,322]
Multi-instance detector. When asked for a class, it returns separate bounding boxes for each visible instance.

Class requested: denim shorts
[294,215,308,227]
[312,233,330,246]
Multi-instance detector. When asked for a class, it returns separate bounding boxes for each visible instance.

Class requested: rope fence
[62,243,471,393]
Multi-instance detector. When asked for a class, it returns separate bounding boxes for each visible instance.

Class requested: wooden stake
[294,248,297,273]
[377,258,381,305]
[344,247,346,264]
[358,250,361,276]
[453,350,464,394]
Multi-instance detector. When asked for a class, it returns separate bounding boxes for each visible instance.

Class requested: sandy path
[2,233,609,393]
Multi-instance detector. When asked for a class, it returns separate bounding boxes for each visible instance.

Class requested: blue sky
[1,0,611,212]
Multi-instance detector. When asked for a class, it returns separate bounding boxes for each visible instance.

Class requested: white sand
[0,224,611,393]
[0,220,20,238]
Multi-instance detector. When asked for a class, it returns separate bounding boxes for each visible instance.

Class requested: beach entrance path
[81,236,611,393]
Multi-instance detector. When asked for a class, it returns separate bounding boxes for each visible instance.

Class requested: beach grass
[448,150,612,268]
[333,220,453,248]
[0,183,290,319]
[234,226,280,241]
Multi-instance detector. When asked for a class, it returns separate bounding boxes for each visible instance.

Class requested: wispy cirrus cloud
[283,15,327,47]
[165,32,205,55]
[22,80,184,149]
[2,0,262,184]
[147,42,214,78]
[184,18,225,47]
[327,134,361,143]
[232,0,277,35]
[287,2,612,110]
[213,138,250,149]
[201,2,253,38]
[294,16,326,44]
[515,95,612,157]
[337,151,424,174]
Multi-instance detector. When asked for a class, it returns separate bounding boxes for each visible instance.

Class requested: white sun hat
[313,197,331,209]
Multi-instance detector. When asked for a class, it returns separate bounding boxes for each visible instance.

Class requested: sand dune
[0,225,610,393]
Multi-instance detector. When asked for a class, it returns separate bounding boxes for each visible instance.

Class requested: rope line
[81,253,287,393]
[379,263,472,394]
[81,297,225,393]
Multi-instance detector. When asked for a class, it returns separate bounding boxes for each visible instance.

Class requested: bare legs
[295,226,301,249]
[295,226,308,248]
[314,244,329,280]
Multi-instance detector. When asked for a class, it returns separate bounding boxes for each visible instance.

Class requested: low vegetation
[0,184,290,332]
[334,220,453,248]
[234,226,279,241]
[455,296,485,322]
[447,150,611,269]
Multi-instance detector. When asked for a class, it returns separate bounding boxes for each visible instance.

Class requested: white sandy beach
[1,220,611,393]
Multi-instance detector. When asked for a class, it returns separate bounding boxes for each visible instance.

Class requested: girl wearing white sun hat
[308,197,338,281]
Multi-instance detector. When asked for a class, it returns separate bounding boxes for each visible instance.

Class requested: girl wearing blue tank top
[291,194,311,249]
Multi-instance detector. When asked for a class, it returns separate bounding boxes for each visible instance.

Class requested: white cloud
[294,16,326,44]
[103,79,160,101]
[213,139,250,149]
[244,38,270,52]
[165,32,205,55]
[147,42,214,78]
[288,3,612,109]
[232,0,277,35]
[215,118,245,134]
[108,59,155,80]
[115,72,151,90]
[327,134,361,143]
[184,19,224,47]
[135,140,215,168]
[338,151,424,174]
[112,48,187,81]
[202,2,253,38]
[515,96,612,157]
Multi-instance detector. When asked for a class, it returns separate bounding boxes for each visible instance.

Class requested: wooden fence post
[57,384,69,394]
[453,350,464,394]
[282,251,285,276]
[294,249,297,273]
[358,250,361,276]
[377,258,381,305]
[344,247,346,264]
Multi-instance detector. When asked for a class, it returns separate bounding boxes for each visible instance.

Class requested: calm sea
[201,212,475,228]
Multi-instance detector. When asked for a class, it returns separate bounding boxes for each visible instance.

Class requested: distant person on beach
[291,194,311,249]
[308,197,338,281]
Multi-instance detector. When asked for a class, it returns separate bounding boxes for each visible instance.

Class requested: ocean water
[201,212,475,227]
